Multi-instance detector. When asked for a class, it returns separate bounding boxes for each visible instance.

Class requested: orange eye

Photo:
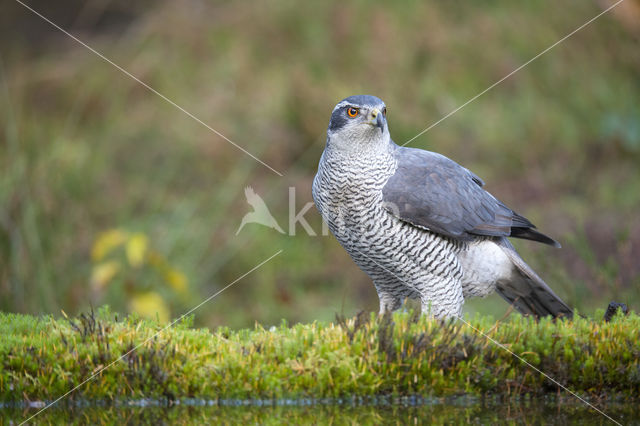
[382,107,387,117]
[347,107,359,118]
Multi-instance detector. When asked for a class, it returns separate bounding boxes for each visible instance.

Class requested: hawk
[312,95,572,319]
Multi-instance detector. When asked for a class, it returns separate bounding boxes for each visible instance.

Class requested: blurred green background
[1,0,639,329]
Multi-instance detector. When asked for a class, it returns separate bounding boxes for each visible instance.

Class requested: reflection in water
[2,398,638,425]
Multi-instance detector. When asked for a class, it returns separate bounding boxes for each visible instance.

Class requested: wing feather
[382,145,559,246]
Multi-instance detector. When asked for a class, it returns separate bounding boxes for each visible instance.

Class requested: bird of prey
[312,95,572,319]
[236,186,284,235]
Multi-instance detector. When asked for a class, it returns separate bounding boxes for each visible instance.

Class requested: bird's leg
[420,297,460,319]
[377,293,403,315]
[418,279,464,319]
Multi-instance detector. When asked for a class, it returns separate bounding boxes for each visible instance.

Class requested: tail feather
[496,238,573,319]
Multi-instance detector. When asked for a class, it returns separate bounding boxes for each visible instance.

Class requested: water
[2,397,637,425]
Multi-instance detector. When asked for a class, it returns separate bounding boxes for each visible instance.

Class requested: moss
[1,307,639,402]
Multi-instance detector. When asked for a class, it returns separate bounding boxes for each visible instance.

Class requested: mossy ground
[1,307,638,403]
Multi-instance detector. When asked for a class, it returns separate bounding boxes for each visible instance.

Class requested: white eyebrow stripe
[332,101,352,112]
[331,99,386,114]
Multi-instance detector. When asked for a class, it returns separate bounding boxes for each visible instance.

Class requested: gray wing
[382,146,559,246]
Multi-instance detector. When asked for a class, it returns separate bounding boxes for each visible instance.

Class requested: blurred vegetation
[90,228,189,323]
[1,308,639,403]
[1,0,639,328]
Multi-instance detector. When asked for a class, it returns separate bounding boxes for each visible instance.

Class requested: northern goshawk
[312,95,572,319]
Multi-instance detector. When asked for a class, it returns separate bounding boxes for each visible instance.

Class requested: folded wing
[382,146,560,247]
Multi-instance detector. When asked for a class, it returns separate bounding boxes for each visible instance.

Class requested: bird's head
[326,95,390,153]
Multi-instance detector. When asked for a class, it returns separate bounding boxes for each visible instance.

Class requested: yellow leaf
[126,233,148,267]
[91,229,128,261]
[129,292,170,323]
[91,261,121,290]
[165,268,188,293]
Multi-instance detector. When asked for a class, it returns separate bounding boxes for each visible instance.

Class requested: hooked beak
[369,108,385,131]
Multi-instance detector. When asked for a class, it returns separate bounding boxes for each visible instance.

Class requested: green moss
[1,308,639,402]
